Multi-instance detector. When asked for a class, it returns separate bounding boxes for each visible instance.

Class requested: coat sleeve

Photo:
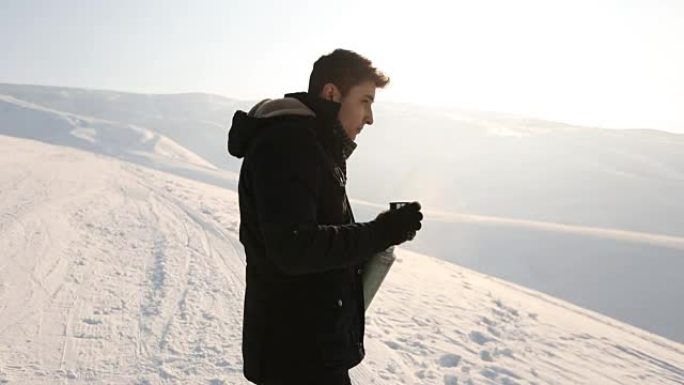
[249,129,389,276]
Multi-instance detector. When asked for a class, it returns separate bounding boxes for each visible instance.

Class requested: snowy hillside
[350,102,684,236]
[4,82,684,235]
[1,134,682,385]
[0,91,238,190]
[1,82,683,344]
[0,83,249,173]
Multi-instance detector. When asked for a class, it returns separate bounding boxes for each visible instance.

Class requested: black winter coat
[227,92,391,382]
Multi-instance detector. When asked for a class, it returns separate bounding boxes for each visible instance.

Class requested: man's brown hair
[308,49,390,97]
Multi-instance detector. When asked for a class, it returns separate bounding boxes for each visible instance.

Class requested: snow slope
[0,92,238,191]
[2,83,683,344]
[350,200,684,344]
[1,134,682,384]
[0,83,249,173]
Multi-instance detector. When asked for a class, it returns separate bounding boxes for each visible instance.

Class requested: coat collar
[284,92,357,160]
[284,92,340,126]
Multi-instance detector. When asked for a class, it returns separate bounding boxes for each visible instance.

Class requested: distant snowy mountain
[349,102,684,236]
[1,83,683,345]
[1,134,682,384]
[0,86,238,190]
[0,83,249,173]
[4,82,684,235]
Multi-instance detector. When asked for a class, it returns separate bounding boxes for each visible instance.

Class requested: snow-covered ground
[3,83,684,344]
[1,134,682,384]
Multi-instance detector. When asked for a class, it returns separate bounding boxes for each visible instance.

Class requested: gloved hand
[373,202,423,247]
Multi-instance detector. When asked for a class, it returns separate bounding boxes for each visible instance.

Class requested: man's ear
[321,83,341,102]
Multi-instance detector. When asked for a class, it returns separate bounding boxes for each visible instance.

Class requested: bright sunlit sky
[2,0,683,132]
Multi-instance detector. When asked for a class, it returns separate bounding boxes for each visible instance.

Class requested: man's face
[337,80,376,142]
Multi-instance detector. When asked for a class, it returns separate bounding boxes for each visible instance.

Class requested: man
[227,49,423,385]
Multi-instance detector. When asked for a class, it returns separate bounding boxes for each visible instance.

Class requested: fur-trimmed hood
[247,97,316,119]
[228,92,345,159]
[227,96,317,158]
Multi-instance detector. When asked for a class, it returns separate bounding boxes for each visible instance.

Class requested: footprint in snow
[438,353,461,368]
[383,340,401,350]
[469,330,494,345]
[480,350,494,362]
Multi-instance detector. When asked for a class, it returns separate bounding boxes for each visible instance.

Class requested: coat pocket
[314,294,356,367]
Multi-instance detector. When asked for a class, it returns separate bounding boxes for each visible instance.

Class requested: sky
[2,0,683,133]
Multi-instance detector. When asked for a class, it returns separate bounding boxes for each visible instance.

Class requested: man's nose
[365,111,374,125]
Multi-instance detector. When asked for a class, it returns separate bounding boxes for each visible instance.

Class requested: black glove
[373,201,423,247]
